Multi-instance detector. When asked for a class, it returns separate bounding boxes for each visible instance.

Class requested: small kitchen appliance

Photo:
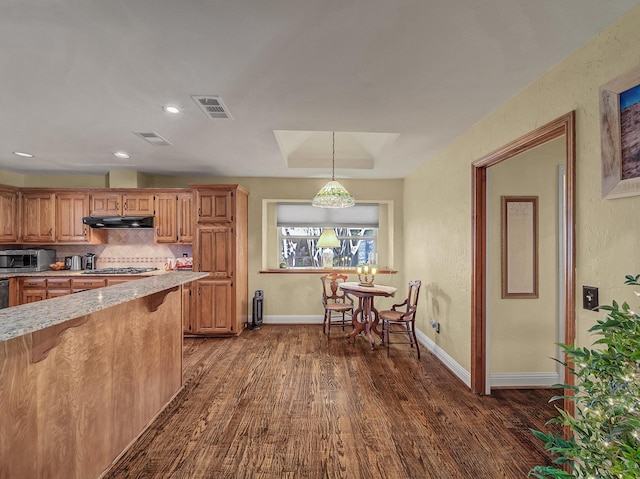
[0,249,56,273]
[65,255,83,271]
[84,253,96,270]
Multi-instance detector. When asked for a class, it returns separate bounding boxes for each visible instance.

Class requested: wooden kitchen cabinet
[71,277,106,293]
[0,186,19,243]
[182,283,192,334]
[21,191,55,243]
[46,278,72,298]
[194,226,233,277]
[193,279,233,334]
[55,192,107,244]
[19,278,47,304]
[154,191,194,244]
[195,188,233,223]
[90,191,154,216]
[190,184,248,336]
[154,193,179,243]
[177,192,194,243]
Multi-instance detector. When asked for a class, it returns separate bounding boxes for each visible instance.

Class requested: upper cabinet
[154,192,193,244]
[90,192,154,216]
[195,188,233,223]
[56,192,107,244]
[21,191,55,243]
[0,186,19,243]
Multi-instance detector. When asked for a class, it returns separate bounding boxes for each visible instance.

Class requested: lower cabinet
[188,279,234,335]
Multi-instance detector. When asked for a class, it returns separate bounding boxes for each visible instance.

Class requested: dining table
[338,281,397,350]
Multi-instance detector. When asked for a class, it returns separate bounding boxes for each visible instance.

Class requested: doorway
[470,112,576,413]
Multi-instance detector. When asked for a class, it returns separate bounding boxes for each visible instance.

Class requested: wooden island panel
[0,287,183,479]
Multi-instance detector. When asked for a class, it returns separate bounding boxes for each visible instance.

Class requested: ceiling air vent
[191,95,232,119]
[132,131,172,146]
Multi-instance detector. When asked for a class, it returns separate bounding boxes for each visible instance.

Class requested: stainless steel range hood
[82,216,154,229]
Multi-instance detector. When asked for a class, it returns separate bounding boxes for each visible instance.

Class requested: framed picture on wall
[501,196,538,299]
[600,64,640,199]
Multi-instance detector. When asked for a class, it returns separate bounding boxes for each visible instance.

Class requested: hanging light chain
[332,131,336,181]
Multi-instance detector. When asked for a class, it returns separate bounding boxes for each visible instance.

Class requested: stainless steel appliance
[83,253,96,270]
[65,255,83,271]
[0,249,56,273]
[82,267,158,275]
[0,279,9,309]
[82,216,154,229]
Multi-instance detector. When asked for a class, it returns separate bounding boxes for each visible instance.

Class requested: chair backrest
[320,273,349,305]
[403,280,422,319]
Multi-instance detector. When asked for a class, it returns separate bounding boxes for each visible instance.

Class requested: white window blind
[276,203,379,228]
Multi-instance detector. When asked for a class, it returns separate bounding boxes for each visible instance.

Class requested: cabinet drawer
[21,278,47,288]
[71,278,106,290]
[47,278,72,288]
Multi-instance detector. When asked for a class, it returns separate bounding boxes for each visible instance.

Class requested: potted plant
[530,274,640,478]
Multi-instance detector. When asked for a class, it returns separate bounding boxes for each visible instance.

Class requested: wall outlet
[430,319,440,334]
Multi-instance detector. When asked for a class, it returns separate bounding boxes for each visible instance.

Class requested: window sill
[259,268,398,274]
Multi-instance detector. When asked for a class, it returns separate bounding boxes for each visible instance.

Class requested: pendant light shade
[316,228,340,248]
[312,132,355,208]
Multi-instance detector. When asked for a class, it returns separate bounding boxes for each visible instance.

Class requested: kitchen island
[0,271,207,479]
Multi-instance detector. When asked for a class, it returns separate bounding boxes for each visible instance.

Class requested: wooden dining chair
[380,280,422,358]
[320,273,354,335]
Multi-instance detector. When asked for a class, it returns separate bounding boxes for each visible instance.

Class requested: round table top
[339,281,397,296]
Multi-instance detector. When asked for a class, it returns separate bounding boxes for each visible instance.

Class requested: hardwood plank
[104,325,561,478]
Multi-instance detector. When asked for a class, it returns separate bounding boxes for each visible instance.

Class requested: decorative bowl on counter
[49,262,67,271]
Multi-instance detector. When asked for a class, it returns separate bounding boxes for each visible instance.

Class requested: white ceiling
[1,0,638,180]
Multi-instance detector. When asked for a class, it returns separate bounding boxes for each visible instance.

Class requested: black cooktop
[83,267,158,275]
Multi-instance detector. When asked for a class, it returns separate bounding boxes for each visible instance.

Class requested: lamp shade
[316,228,340,248]
[312,180,355,208]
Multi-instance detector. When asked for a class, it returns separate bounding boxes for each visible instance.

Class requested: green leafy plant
[529,274,640,479]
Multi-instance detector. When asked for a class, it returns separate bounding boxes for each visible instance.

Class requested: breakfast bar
[0,271,207,479]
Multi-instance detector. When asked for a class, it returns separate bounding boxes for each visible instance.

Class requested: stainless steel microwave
[0,249,56,273]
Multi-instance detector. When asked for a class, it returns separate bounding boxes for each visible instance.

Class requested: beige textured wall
[488,138,562,374]
[404,6,640,372]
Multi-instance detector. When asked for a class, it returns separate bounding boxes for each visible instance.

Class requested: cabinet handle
[123,201,128,211]
[116,201,120,210]
[84,227,87,236]
[48,228,52,237]
[156,227,159,235]
[197,208,201,217]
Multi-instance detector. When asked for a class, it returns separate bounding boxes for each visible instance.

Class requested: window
[276,203,379,268]
[279,227,377,268]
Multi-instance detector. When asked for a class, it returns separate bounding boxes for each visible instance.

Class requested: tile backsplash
[55,230,192,270]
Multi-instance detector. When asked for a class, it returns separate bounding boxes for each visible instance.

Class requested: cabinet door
[47,278,72,298]
[195,226,233,277]
[20,278,47,304]
[56,193,90,242]
[123,193,154,215]
[21,192,55,243]
[177,192,194,243]
[90,193,121,216]
[154,193,178,243]
[196,189,233,223]
[194,279,233,334]
[0,188,18,242]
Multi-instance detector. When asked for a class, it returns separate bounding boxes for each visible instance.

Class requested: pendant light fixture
[312,132,355,208]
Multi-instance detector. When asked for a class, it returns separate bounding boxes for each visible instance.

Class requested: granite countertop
[0,269,172,279]
[0,271,208,342]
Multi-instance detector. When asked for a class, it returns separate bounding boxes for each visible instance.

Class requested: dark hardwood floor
[103,325,561,479]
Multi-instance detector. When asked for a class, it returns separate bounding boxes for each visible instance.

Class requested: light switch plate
[582,286,599,311]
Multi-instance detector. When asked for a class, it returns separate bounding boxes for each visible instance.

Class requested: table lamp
[316,228,340,268]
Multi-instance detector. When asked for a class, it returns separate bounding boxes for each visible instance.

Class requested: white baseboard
[414,327,471,388]
[489,372,561,388]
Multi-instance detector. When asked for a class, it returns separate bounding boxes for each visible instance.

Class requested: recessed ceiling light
[113,151,130,159]
[164,105,180,114]
[13,151,34,158]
